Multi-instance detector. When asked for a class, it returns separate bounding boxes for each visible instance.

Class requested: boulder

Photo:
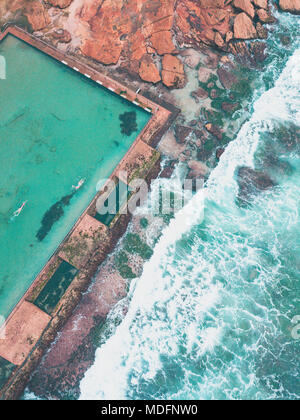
[217,66,238,89]
[150,31,176,55]
[221,102,240,113]
[139,55,161,84]
[82,36,123,65]
[159,131,185,159]
[203,51,220,69]
[186,159,209,191]
[249,41,267,64]
[215,32,225,48]
[205,123,223,140]
[24,1,50,31]
[216,147,225,160]
[256,22,268,39]
[191,87,209,102]
[234,13,257,39]
[257,8,276,23]
[253,0,268,9]
[237,166,276,204]
[160,160,176,178]
[233,0,255,18]
[46,0,73,8]
[175,0,233,50]
[174,125,193,143]
[162,54,186,88]
[187,160,210,177]
[279,0,300,14]
[226,31,234,43]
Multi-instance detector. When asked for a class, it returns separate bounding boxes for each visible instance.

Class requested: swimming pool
[0,34,150,320]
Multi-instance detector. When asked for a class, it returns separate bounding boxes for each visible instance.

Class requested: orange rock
[175,0,233,49]
[24,1,50,31]
[279,0,300,14]
[81,0,127,65]
[130,29,148,61]
[226,31,234,43]
[162,54,185,88]
[234,12,257,39]
[46,0,73,8]
[199,0,225,7]
[139,55,161,84]
[77,0,103,22]
[150,30,176,55]
[79,0,176,74]
[142,15,174,38]
[257,8,276,23]
[233,0,255,18]
[82,37,123,65]
[253,0,268,9]
[215,32,225,48]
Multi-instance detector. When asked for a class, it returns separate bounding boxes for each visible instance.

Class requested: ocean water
[0,35,150,320]
[79,11,300,401]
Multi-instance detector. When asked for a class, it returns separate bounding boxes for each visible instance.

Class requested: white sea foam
[79,48,300,400]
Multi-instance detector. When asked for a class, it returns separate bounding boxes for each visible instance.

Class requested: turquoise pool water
[0,34,150,321]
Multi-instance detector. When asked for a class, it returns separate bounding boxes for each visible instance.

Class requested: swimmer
[12,201,28,218]
[72,179,85,190]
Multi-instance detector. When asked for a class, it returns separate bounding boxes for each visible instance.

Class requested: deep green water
[0,35,150,321]
[79,9,300,400]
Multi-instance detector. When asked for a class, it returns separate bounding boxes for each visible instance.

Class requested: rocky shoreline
[0,0,299,400]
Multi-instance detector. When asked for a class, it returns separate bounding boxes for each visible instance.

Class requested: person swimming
[12,201,28,218]
[72,179,85,191]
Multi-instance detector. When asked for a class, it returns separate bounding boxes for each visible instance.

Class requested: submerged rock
[191,87,209,102]
[257,8,276,23]
[217,66,238,90]
[36,192,75,242]
[119,111,137,136]
[216,147,225,160]
[205,123,223,141]
[174,125,193,144]
[188,160,210,177]
[160,160,177,179]
[236,166,276,205]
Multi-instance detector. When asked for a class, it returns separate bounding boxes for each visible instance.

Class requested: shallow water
[0,35,150,320]
[79,11,300,401]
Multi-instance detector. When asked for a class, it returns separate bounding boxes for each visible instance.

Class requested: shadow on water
[119,111,137,136]
[36,191,76,242]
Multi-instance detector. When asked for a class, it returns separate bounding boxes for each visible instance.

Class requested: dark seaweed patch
[0,356,15,389]
[119,111,137,136]
[34,261,78,315]
[36,192,75,242]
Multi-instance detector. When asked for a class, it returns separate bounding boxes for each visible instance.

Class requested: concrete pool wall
[0,26,179,399]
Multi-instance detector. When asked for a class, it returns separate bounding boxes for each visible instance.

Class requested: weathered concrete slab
[0,302,51,366]
[118,140,160,184]
[59,214,108,269]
